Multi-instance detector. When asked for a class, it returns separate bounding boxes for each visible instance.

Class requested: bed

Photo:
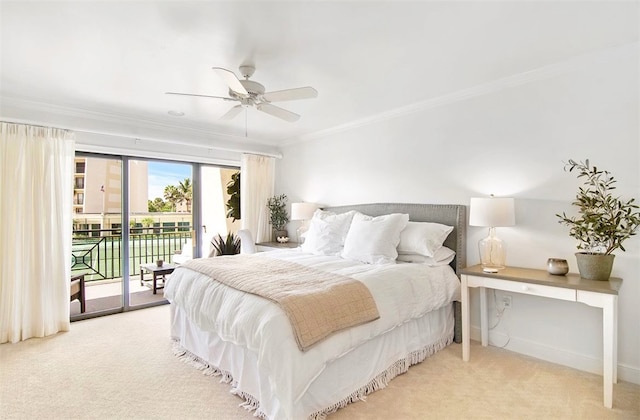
[165,203,466,419]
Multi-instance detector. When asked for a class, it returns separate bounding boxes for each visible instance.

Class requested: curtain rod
[1,120,73,133]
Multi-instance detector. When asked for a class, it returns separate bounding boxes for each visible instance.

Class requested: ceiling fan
[166,65,318,122]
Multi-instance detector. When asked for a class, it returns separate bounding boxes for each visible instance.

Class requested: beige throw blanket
[181,255,380,351]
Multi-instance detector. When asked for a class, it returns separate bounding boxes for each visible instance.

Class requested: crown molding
[0,97,283,158]
[283,42,637,146]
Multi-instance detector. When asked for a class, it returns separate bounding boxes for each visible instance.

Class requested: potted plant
[267,194,289,241]
[556,159,640,280]
[226,171,241,221]
[210,233,241,256]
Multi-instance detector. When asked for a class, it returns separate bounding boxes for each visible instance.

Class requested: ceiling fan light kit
[167,65,317,122]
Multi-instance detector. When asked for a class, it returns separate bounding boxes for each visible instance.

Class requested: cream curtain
[0,122,75,343]
[240,153,275,243]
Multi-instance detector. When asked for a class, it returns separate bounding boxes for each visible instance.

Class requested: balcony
[69,275,169,316]
[70,227,190,316]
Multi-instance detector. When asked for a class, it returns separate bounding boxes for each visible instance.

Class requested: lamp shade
[291,202,318,221]
[469,197,515,227]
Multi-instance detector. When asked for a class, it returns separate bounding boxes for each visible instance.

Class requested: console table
[460,264,622,408]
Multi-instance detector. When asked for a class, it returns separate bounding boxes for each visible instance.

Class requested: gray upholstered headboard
[323,203,467,275]
[322,203,467,343]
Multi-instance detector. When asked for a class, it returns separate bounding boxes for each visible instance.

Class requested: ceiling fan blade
[256,103,300,122]
[165,92,235,101]
[212,67,248,96]
[220,105,244,121]
[262,86,318,102]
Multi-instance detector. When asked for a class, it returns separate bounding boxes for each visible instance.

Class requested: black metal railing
[71,227,190,281]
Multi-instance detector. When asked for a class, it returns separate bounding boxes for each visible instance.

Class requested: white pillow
[300,210,356,256]
[342,212,410,264]
[397,221,454,257]
[397,246,456,266]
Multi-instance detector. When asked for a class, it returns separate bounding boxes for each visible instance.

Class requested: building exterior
[72,157,238,239]
[72,157,192,235]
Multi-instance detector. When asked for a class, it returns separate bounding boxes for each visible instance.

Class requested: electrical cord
[489,289,511,348]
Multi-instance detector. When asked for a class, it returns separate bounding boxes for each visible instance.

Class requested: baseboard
[470,326,640,385]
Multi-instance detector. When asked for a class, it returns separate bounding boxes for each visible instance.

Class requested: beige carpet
[0,305,638,419]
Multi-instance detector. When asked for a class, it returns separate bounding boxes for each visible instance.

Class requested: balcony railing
[71,227,190,281]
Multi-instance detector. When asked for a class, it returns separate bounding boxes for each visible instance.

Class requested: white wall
[276,44,640,383]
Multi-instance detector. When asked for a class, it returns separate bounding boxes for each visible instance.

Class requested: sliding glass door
[70,155,123,318]
[70,153,239,320]
[128,159,192,308]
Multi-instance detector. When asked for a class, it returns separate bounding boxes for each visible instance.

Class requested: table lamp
[291,202,318,244]
[469,195,515,273]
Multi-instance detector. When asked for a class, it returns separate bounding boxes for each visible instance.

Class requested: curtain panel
[0,122,75,343]
[240,154,275,243]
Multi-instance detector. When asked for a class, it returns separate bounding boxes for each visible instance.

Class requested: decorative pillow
[300,210,356,256]
[397,221,454,257]
[397,246,456,266]
[342,212,410,264]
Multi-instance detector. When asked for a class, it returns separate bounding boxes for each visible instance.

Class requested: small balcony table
[140,263,177,294]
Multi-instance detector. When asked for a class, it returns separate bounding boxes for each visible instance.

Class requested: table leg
[140,269,144,286]
[461,275,470,361]
[480,287,488,347]
[613,296,618,384]
[603,295,615,409]
[577,290,617,408]
[153,273,157,294]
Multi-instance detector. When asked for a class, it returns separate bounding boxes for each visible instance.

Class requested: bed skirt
[170,303,454,420]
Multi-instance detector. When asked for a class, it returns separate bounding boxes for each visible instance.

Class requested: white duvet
[165,249,460,418]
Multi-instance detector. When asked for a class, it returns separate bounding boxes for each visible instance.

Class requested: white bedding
[165,249,461,419]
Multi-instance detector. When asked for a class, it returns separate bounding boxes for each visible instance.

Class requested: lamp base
[478,227,507,272]
[296,223,310,246]
[296,226,304,246]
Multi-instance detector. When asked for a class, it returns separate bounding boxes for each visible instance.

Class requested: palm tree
[163,185,180,211]
[178,178,192,212]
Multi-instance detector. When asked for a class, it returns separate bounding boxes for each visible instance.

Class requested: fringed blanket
[181,255,380,351]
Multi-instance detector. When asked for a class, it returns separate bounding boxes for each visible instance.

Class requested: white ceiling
[1,1,637,150]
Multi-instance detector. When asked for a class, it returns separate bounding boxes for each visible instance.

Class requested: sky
[147,161,191,200]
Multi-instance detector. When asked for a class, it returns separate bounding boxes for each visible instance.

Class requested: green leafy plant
[141,217,155,228]
[211,233,241,256]
[148,197,173,212]
[267,194,289,231]
[226,171,241,221]
[556,159,640,255]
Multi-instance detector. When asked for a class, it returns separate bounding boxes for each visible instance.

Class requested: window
[75,161,86,174]
[111,223,122,235]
